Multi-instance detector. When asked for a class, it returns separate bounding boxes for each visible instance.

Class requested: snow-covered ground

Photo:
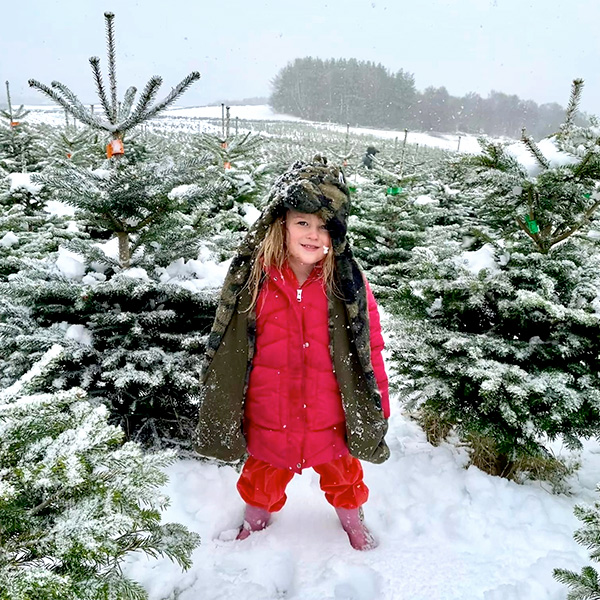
[107,236,598,599]
[167,104,304,122]
[123,398,599,600]
[25,104,481,154]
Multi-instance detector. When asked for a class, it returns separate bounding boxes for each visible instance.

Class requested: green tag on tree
[386,186,402,195]
[525,215,540,234]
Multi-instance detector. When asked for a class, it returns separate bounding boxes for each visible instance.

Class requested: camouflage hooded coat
[194,158,390,465]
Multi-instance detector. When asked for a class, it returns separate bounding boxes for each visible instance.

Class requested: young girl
[195,157,390,551]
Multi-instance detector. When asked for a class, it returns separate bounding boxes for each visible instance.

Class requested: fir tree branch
[550,221,571,239]
[573,140,600,179]
[50,81,110,130]
[521,127,550,170]
[554,566,600,599]
[89,56,112,121]
[574,151,595,179]
[29,486,70,516]
[119,86,138,121]
[119,77,163,131]
[548,200,600,249]
[104,12,118,123]
[540,222,553,238]
[515,216,545,253]
[140,71,201,122]
[563,78,585,136]
[28,79,106,131]
[102,209,125,232]
[4,80,17,147]
[131,209,163,232]
[5,80,13,122]
[233,131,252,149]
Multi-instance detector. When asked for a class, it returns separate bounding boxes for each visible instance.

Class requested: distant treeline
[270,57,587,140]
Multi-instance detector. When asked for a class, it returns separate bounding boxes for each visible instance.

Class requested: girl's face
[285,210,331,272]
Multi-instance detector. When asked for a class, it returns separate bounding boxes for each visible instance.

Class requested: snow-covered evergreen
[0,83,48,175]
[0,347,199,600]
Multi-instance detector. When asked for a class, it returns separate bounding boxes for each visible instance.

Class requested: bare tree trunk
[117,231,130,267]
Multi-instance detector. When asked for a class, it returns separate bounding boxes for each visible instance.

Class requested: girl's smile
[300,243,320,251]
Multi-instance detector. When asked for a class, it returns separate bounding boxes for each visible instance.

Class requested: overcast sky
[3,0,599,115]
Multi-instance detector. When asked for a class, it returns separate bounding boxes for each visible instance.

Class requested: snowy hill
[25,103,482,154]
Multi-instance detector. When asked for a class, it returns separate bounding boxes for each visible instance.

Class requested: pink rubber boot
[335,507,378,551]
[236,504,272,541]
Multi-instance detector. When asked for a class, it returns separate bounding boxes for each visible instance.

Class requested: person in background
[362,145,379,169]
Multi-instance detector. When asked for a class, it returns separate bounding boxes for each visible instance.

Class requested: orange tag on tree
[106,139,125,158]
[221,141,228,149]
[224,161,232,169]
[67,153,72,159]
[10,122,19,127]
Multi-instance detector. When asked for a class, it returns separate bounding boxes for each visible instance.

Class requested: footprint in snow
[328,560,381,600]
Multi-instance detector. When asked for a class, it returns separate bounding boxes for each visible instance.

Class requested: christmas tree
[0,271,217,449]
[387,79,600,480]
[45,119,105,167]
[0,81,48,174]
[29,11,201,268]
[1,11,219,450]
[189,106,274,259]
[460,80,600,254]
[0,346,200,600]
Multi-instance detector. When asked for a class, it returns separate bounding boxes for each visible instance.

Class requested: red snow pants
[236,454,369,512]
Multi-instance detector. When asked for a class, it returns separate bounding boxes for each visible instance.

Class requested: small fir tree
[389,235,600,475]
[45,121,105,168]
[38,154,208,267]
[386,81,600,478]
[0,11,218,450]
[0,269,218,450]
[348,165,445,277]
[0,82,48,174]
[192,129,268,226]
[29,11,201,267]
[462,79,600,255]
[554,486,600,599]
[0,346,200,600]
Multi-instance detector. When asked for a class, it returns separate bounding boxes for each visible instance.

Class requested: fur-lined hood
[204,157,361,374]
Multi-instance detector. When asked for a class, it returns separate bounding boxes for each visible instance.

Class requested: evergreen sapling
[554,488,600,599]
[0,346,200,600]
[29,11,201,268]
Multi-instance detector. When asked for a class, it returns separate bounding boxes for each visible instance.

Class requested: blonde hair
[245,211,336,309]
